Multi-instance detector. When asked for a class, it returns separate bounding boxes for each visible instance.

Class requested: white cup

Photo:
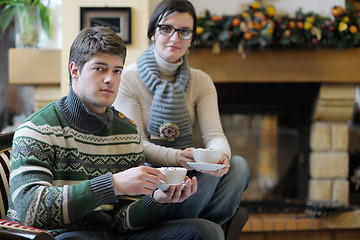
[158,167,187,184]
[191,148,223,164]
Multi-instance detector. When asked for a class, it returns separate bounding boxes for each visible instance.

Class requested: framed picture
[80,7,131,44]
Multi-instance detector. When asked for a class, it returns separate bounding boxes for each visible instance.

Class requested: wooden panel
[187,48,360,83]
[9,48,61,85]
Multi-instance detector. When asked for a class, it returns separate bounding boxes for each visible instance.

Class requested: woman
[113,0,251,226]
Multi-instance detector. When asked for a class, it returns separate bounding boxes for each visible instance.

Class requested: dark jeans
[55,218,224,240]
[162,155,251,225]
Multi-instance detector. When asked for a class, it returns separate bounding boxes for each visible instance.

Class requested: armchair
[0,132,55,240]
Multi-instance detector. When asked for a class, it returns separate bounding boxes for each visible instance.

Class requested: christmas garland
[195,1,360,56]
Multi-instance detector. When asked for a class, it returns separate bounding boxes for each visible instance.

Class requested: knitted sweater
[6,87,165,236]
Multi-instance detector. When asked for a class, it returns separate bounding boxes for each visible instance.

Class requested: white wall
[61,0,160,96]
[189,0,345,18]
[60,0,346,96]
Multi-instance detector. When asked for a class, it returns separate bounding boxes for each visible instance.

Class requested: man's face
[70,54,124,114]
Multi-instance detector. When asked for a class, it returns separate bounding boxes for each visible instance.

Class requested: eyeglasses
[157,24,194,40]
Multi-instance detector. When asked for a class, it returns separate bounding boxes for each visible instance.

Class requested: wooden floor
[239,229,360,240]
[237,211,360,240]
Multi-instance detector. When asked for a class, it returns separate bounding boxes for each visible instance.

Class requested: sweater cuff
[128,195,166,227]
[167,149,178,166]
[90,173,117,206]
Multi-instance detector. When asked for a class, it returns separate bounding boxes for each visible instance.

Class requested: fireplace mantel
[187,48,360,83]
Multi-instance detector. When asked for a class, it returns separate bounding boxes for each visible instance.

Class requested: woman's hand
[153,176,198,204]
[112,166,165,196]
[198,154,230,177]
[176,149,230,177]
[175,148,195,170]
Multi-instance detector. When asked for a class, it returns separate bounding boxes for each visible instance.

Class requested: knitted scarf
[137,44,193,149]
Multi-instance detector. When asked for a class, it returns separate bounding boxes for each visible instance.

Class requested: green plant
[0,0,50,38]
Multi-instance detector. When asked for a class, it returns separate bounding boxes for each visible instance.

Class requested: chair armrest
[0,219,55,240]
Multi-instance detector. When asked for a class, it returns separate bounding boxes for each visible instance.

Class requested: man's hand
[112,166,165,196]
[153,176,197,204]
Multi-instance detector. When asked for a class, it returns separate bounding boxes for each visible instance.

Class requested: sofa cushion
[0,148,11,219]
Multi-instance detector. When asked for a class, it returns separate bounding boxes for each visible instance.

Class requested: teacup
[191,148,223,164]
[158,167,187,184]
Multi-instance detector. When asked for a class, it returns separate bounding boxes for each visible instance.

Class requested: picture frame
[80,7,131,44]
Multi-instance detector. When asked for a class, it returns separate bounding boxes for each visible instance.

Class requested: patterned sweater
[6,87,165,236]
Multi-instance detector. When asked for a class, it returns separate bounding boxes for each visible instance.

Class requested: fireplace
[216,82,320,210]
[188,48,360,212]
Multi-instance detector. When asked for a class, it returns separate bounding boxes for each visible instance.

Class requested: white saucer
[157,183,185,191]
[187,162,226,171]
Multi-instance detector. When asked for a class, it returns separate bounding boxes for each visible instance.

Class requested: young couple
[7,1,250,239]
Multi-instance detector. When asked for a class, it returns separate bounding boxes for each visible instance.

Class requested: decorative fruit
[328,25,335,32]
[297,21,304,30]
[338,21,348,32]
[196,26,204,35]
[350,25,358,34]
[266,5,276,18]
[304,21,313,31]
[232,18,241,27]
[289,21,296,29]
[244,31,252,40]
[250,1,262,10]
[331,5,345,18]
[211,16,223,21]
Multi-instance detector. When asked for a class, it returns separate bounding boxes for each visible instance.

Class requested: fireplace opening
[215,82,321,212]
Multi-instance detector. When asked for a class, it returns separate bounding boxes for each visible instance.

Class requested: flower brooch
[159,122,180,141]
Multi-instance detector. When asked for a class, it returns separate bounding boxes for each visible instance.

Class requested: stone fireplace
[215,82,319,203]
[188,48,360,209]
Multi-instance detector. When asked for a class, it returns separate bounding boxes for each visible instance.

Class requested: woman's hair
[148,0,197,44]
[68,26,127,82]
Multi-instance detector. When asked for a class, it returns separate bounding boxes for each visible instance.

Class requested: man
[7,26,224,240]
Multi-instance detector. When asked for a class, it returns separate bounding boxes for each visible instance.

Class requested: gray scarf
[136,45,193,149]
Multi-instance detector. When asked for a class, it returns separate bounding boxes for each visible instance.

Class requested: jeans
[55,218,224,240]
[161,155,251,225]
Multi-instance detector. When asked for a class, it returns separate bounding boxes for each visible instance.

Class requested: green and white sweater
[7,87,165,236]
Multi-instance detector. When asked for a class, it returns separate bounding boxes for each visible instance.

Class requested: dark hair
[68,26,127,82]
[148,0,197,44]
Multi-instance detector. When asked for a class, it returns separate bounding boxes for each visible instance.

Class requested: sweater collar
[154,47,183,82]
[57,84,114,133]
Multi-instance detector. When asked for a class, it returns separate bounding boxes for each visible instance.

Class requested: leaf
[39,3,50,37]
[0,6,16,33]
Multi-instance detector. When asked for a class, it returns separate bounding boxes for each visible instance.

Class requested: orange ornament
[331,5,345,18]
[297,21,304,30]
[289,21,296,30]
[254,21,262,30]
[211,16,223,21]
[244,31,252,40]
[350,25,358,34]
[232,18,241,27]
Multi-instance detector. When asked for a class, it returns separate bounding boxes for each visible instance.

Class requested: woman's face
[153,12,194,63]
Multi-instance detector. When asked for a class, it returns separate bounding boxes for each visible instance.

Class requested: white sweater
[113,55,231,166]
